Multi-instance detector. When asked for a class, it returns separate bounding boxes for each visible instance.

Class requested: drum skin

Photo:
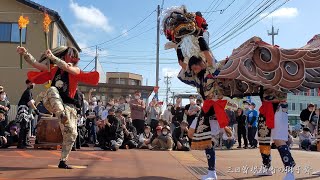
[36,117,63,144]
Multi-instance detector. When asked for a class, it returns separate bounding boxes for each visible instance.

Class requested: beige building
[0,0,80,104]
[79,72,154,104]
[106,72,142,86]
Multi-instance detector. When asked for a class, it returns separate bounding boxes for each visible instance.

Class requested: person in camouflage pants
[43,87,78,162]
[17,45,99,169]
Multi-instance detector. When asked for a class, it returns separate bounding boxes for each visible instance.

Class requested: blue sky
[31,0,320,104]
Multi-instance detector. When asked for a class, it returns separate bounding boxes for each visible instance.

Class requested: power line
[205,0,221,19]
[210,0,272,46]
[81,9,156,49]
[211,0,289,50]
[82,57,95,71]
[210,0,277,47]
[211,0,255,37]
[206,0,224,20]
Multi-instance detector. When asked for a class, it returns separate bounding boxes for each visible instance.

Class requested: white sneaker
[312,171,320,175]
[201,170,217,180]
[283,172,295,180]
[254,169,273,176]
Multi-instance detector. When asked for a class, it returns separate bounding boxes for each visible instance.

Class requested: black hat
[243,101,249,104]
[195,11,202,17]
[108,108,115,113]
[303,127,310,132]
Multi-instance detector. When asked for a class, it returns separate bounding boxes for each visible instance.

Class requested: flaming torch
[43,12,52,72]
[18,15,29,69]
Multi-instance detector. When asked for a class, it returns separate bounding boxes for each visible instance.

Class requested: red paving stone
[0,147,319,180]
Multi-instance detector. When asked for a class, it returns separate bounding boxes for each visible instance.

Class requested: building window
[311,89,315,96]
[288,103,292,110]
[0,23,26,43]
[119,79,126,85]
[57,30,66,46]
[130,79,139,86]
[292,103,295,111]
[300,103,303,111]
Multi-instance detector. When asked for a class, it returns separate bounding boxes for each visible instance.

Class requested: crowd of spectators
[1,85,319,152]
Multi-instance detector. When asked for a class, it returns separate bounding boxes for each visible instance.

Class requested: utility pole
[155,5,160,96]
[172,92,175,105]
[94,45,98,71]
[267,24,279,46]
[164,75,172,105]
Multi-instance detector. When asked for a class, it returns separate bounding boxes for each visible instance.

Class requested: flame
[18,15,29,29]
[43,13,52,33]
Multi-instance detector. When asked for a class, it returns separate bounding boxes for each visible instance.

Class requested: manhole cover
[187,166,224,176]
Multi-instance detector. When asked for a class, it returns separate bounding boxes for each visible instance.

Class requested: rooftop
[16,0,81,52]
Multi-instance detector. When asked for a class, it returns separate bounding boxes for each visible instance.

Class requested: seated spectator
[139,125,153,149]
[299,127,312,150]
[0,91,10,136]
[0,136,7,148]
[151,125,173,151]
[173,120,190,151]
[85,102,98,145]
[1,121,18,148]
[222,127,235,150]
[100,109,124,151]
[120,116,138,149]
[0,110,6,136]
[116,109,126,125]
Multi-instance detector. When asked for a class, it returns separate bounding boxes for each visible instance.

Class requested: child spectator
[151,125,173,151]
[173,120,190,151]
[222,126,235,150]
[299,127,312,150]
[139,125,153,149]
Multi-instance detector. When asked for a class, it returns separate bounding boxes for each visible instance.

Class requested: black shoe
[58,161,73,169]
[71,147,77,151]
[24,143,33,147]
[82,143,89,147]
[237,146,241,149]
[17,145,27,149]
[100,145,110,150]
[244,146,248,149]
[110,145,119,151]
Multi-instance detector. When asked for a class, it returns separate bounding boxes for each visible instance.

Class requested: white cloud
[162,67,180,77]
[69,0,113,32]
[260,7,298,19]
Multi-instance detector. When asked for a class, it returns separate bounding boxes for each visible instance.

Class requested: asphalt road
[0,146,319,180]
